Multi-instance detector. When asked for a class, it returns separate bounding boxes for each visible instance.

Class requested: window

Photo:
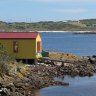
[13,41,19,53]
[37,42,41,52]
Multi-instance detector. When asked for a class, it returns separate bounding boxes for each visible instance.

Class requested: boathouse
[0,32,42,64]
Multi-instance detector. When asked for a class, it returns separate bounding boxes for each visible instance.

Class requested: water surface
[40,32,96,56]
[41,75,96,96]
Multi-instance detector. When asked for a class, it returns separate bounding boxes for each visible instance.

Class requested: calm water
[37,32,96,96]
[40,32,96,56]
[40,75,96,96]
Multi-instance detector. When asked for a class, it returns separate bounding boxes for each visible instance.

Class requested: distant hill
[0,19,96,32]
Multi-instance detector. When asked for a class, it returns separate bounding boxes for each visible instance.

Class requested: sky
[0,0,96,22]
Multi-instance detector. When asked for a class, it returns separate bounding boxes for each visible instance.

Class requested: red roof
[0,32,39,39]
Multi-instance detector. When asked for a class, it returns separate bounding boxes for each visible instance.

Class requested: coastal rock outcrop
[57,62,96,77]
[0,52,96,95]
[41,52,96,77]
[0,63,69,96]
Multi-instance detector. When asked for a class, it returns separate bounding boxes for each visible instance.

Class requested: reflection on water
[40,75,96,96]
[32,76,96,96]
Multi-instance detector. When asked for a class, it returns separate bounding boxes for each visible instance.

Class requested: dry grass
[49,52,81,61]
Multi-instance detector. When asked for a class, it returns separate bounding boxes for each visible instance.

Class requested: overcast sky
[0,0,96,22]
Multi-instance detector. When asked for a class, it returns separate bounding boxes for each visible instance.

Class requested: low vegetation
[0,46,69,96]
[0,19,96,31]
[0,44,28,79]
[0,44,15,76]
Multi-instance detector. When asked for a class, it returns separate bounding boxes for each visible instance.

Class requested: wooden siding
[0,39,36,59]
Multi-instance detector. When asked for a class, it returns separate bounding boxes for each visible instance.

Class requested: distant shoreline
[38,31,96,34]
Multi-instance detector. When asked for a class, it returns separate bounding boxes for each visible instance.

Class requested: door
[37,42,41,52]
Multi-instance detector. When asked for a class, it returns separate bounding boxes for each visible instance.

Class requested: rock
[52,81,69,86]
[1,53,96,96]
[88,56,96,64]
[55,62,62,66]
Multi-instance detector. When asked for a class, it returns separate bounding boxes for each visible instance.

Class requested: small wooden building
[0,32,42,63]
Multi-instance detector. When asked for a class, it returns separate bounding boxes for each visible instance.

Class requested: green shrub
[0,62,10,76]
[0,44,15,77]
[0,44,15,62]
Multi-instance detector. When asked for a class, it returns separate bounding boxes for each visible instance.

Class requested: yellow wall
[36,34,42,58]
[0,39,36,59]
[36,34,42,52]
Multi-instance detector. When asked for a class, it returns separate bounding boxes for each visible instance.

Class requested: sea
[37,32,96,96]
[40,32,96,56]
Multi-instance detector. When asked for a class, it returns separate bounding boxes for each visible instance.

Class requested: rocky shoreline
[0,63,69,96]
[50,52,96,76]
[0,52,96,96]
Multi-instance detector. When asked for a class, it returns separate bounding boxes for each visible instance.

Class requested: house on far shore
[0,32,42,64]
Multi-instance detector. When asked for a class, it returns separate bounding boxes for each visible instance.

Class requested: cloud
[52,8,87,14]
